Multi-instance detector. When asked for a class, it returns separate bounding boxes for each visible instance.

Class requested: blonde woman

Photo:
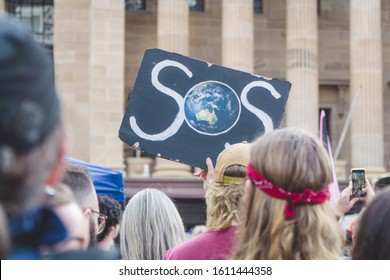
[164,142,250,260]
[120,188,185,260]
[231,128,343,260]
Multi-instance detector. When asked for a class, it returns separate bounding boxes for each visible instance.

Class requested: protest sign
[119,49,291,168]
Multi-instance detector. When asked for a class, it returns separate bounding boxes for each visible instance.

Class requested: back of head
[213,142,250,185]
[0,17,61,216]
[0,203,9,259]
[97,195,122,242]
[352,190,390,259]
[45,183,75,208]
[206,142,250,230]
[61,163,97,210]
[62,163,101,248]
[232,128,342,260]
[120,188,186,260]
[251,128,331,192]
[43,184,90,253]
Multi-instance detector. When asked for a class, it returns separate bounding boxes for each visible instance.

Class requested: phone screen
[351,169,366,198]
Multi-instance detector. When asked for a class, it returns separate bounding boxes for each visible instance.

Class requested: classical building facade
[2,0,390,180]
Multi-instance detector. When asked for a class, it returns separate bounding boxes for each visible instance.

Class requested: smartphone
[351,168,366,198]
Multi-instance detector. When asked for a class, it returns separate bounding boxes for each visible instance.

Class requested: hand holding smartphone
[351,168,366,198]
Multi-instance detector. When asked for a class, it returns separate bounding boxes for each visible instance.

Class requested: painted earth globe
[184,81,241,135]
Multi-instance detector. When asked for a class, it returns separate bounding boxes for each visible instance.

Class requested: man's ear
[45,131,66,187]
[110,224,120,238]
[83,207,92,219]
[107,225,115,236]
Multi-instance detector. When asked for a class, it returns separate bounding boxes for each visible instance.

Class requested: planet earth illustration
[184,81,241,135]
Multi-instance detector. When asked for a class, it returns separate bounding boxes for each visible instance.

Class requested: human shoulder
[163,230,212,260]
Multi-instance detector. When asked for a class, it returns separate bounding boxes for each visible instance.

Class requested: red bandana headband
[246,163,329,219]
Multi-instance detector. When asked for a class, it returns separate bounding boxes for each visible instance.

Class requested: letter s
[129,60,193,141]
[241,81,281,132]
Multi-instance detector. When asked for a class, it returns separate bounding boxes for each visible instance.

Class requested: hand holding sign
[119,49,291,169]
[193,157,215,192]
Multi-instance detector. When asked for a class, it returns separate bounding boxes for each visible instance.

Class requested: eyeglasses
[89,209,108,235]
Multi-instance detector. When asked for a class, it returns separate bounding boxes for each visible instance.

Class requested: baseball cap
[214,142,251,184]
[0,17,60,152]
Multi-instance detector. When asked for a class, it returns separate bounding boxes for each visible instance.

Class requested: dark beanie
[0,16,60,152]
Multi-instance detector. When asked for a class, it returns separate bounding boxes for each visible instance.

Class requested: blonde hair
[206,165,246,230]
[231,128,343,260]
[120,188,186,260]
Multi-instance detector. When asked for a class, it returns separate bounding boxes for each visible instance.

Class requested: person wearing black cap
[0,17,67,259]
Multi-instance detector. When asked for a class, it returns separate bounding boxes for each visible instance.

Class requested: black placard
[119,49,291,169]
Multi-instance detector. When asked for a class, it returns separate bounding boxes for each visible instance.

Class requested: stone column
[350,0,384,177]
[89,0,125,170]
[157,0,189,54]
[222,0,254,73]
[0,0,5,13]
[54,0,91,163]
[286,0,319,135]
[54,0,124,170]
[153,0,192,178]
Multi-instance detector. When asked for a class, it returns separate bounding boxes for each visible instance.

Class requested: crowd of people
[1,15,390,260]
